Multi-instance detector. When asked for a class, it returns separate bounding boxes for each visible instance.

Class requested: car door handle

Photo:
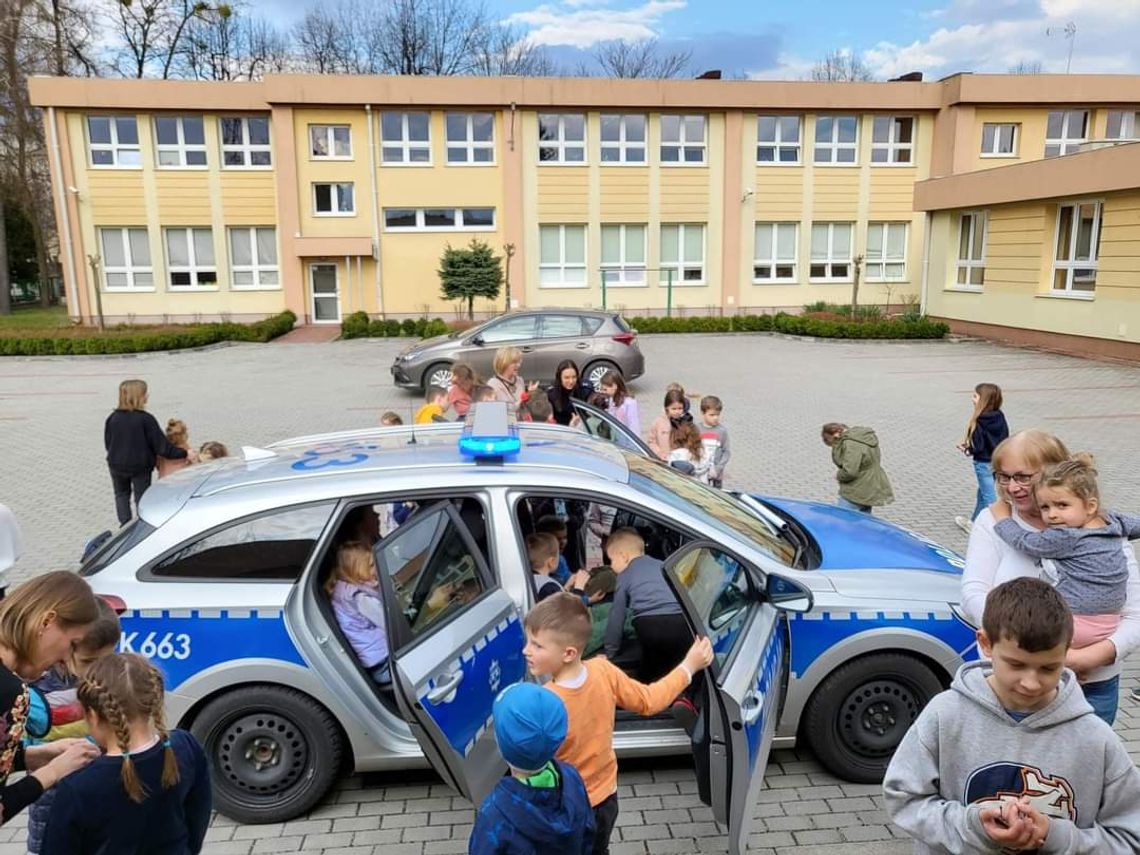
[520,346,535,353]
[425,670,464,704]
[574,342,590,349]
[740,690,764,725]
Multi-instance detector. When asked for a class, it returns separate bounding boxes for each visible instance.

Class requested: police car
[81,404,975,853]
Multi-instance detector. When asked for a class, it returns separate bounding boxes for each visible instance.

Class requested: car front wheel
[801,652,944,783]
[422,362,453,392]
[583,360,619,390]
[191,685,345,824]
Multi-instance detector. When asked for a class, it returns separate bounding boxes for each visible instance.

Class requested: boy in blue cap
[469,682,595,855]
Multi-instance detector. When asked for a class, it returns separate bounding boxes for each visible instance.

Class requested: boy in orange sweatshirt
[523,593,713,854]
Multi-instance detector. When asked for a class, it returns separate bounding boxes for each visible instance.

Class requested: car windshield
[624,454,796,567]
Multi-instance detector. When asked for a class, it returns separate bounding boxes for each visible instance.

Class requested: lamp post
[850,254,864,318]
[502,242,516,315]
[86,253,105,331]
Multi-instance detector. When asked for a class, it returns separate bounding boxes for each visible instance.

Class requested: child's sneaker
[670,696,698,735]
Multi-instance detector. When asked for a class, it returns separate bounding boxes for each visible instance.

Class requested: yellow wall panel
[537,168,589,219]
[811,169,860,219]
[87,173,147,222]
[154,173,212,223]
[659,168,710,219]
[598,169,650,220]
[219,173,277,224]
[868,169,918,219]
[378,166,502,208]
[753,168,803,218]
[380,232,504,315]
[293,108,373,238]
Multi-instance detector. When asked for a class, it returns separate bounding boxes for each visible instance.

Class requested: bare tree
[376,0,490,76]
[183,7,290,79]
[113,0,231,79]
[1009,60,1044,74]
[470,23,555,76]
[810,49,874,82]
[293,6,348,73]
[592,38,691,78]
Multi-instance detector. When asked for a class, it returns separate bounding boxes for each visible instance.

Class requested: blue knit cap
[492,683,568,772]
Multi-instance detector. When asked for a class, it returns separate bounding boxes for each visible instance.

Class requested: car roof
[495,308,615,320]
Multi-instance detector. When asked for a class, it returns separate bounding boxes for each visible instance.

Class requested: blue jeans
[972,460,996,520]
[369,660,392,686]
[1081,675,1119,726]
[837,496,873,514]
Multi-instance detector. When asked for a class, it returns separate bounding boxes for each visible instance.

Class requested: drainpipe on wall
[48,107,80,323]
[919,211,932,317]
[365,104,384,316]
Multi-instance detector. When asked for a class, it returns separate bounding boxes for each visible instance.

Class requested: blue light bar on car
[458,402,521,459]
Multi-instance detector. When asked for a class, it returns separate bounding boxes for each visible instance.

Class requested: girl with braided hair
[41,653,211,855]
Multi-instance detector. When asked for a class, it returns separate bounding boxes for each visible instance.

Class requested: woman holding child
[961,429,1140,725]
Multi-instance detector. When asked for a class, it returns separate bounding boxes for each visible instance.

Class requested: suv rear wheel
[584,359,619,389]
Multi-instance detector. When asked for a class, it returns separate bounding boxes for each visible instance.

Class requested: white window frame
[660,223,706,285]
[814,115,859,165]
[538,114,587,164]
[599,114,647,165]
[757,115,801,165]
[154,116,207,169]
[539,224,587,289]
[865,222,908,281]
[228,227,279,290]
[313,182,355,217]
[1051,200,1102,296]
[220,116,272,169]
[445,112,495,165]
[380,111,432,165]
[980,122,1018,158]
[660,115,706,165]
[809,222,854,282]
[871,116,914,165]
[955,212,987,290]
[752,222,797,283]
[164,227,217,291]
[98,227,153,292]
[1045,110,1088,157]
[309,124,352,160]
[600,224,647,287]
[1106,110,1140,141]
[86,115,141,169]
[382,207,496,232]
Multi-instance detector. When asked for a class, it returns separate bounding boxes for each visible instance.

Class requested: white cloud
[746,53,816,81]
[506,0,686,48]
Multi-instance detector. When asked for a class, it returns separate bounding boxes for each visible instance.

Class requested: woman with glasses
[961,429,1140,725]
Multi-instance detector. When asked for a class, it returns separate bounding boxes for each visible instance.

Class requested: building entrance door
[310,263,340,323]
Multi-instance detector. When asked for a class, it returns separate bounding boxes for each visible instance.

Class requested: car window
[540,315,588,338]
[377,506,487,640]
[575,402,651,456]
[81,520,155,577]
[152,503,335,581]
[480,315,538,343]
[669,546,753,671]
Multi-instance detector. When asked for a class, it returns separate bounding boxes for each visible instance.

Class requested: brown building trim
[28,77,268,110]
[943,73,1140,107]
[933,317,1140,363]
[271,107,304,320]
[502,107,524,311]
[720,110,744,309]
[293,236,374,256]
[914,142,1140,211]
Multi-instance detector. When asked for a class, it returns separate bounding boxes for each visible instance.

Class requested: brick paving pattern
[1,332,1138,853]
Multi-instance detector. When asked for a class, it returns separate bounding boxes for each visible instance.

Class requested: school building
[26,73,1140,359]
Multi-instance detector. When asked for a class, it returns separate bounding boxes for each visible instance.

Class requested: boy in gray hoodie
[884,577,1140,853]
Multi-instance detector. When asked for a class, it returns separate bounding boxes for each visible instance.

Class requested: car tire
[801,652,944,783]
[422,362,453,392]
[191,685,345,824]
[583,360,619,390]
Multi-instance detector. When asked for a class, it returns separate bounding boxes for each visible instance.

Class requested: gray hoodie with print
[883,660,1140,853]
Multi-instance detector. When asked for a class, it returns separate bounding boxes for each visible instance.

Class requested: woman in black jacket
[104,380,188,525]
[546,360,594,427]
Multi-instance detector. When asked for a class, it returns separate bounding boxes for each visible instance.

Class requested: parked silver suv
[391,309,645,390]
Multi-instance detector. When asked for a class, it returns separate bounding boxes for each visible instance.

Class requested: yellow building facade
[27,73,1140,357]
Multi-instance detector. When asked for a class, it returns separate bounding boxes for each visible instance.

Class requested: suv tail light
[612,332,636,346]
[97,594,128,615]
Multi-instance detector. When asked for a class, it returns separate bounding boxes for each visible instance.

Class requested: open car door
[571,398,655,458]
[661,540,812,855]
[373,500,526,806]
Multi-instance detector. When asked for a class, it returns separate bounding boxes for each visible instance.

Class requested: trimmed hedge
[0,311,297,356]
[340,311,449,340]
[627,312,949,339]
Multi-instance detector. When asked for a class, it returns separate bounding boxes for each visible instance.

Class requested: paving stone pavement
[0,332,1138,853]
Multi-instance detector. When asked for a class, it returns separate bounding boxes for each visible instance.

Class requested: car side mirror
[766,573,813,613]
[470,334,484,346]
[669,460,695,475]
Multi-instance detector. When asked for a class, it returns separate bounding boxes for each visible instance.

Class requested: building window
[814,116,858,164]
[981,122,1018,157]
[220,116,271,168]
[865,223,908,280]
[309,124,352,159]
[753,223,797,282]
[660,223,705,283]
[871,116,913,164]
[809,222,853,280]
[98,228,152,291]
[1053,201,1102,294]
[164,228,217,289]
[383,207,495,231]
[660,115,706,164]
[757,116,801,164]
[446,113,494,164]
[600,224,646,285]
[600,114,646,164]
[313,183,355,216]
[956,212,987,288]
[539,225,586,287]
[228,227,278,289]
[1045,110,1088,157]
[154,116,206,168]
[538,114,586,163]
[380,112,431,164]
[1106,110,1139,141]
[87,116,141,168]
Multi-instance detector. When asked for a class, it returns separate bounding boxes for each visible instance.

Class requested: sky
[257,0,1140,79]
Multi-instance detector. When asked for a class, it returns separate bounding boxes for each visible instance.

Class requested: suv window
[81,520,155,577]
[480,315,538,343]
[152,503,334,581]
[541,315,594,338]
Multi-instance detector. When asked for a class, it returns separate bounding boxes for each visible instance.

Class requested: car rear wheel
[583,360,619,389]
[801,652,943,783]
[423,362,453,392]
[191,685,344,824]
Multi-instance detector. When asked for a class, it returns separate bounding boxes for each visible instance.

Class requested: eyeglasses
[995,471,1036,486]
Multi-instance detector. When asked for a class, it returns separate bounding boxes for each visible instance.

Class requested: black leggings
[110,468,152,525]
[633,613,692,683]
